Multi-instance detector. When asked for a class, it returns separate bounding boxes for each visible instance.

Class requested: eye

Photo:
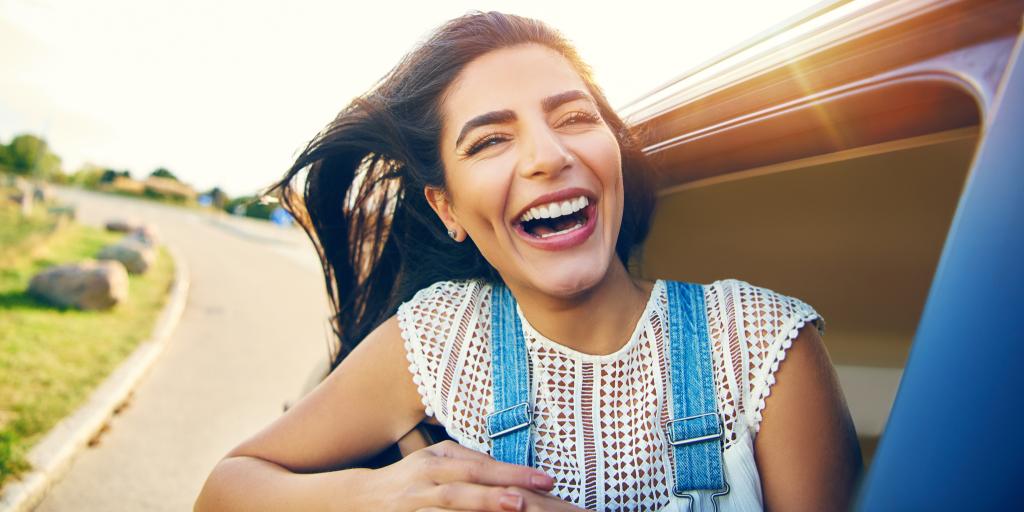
[557,110,601,128]
[463,133,509,156]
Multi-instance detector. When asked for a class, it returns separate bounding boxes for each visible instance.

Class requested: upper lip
[511,187,596,224]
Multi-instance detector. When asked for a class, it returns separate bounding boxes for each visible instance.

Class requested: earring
[447,228,458,240]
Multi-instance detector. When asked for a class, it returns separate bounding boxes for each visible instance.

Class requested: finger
[427,440,492,462]
[425,456,554,491]
[426,442,554,491]
[507,487,585,512]
[421,482,526,512]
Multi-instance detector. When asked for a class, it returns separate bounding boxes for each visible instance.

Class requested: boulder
[98,238,155,274]
[28,260,129,310]
[128,223,161,248]
[105,218,139,233]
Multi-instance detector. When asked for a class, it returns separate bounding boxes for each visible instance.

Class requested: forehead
[441,44,590,133]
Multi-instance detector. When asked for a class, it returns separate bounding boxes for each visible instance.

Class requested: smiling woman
[195,11,860,512]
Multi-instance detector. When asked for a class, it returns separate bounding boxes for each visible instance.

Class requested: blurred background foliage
[1,133,289,223]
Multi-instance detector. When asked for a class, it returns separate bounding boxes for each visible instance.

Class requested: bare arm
[194,316,554,512]
[754,323,863,511]
[194,316,422,511]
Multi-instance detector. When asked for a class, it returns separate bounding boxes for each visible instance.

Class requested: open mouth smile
[512,189,598,250]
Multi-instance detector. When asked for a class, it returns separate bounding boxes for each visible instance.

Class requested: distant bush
[150,167,178,181]
[99,169,131,184]
[224,196,275,220]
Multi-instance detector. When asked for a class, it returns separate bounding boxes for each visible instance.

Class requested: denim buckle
[665,412,722,446]
[487,402,532,439]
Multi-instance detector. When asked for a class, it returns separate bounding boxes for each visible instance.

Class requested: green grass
[0,196,62,266]
[0,216,175,487]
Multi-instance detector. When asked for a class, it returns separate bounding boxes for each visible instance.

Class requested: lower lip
[512,203,598,251]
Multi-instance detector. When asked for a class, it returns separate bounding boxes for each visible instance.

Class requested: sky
[1,0,833,197]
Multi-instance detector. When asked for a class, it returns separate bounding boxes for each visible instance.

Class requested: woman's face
[433,43,624,298]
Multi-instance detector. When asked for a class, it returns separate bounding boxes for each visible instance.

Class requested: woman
[195,11,861,512]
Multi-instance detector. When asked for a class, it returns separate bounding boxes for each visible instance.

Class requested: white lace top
[397,278,824,512]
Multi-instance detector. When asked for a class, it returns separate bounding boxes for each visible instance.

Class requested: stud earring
[447,228,458,240]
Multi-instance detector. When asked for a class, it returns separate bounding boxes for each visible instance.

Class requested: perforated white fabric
[398,278,824,512]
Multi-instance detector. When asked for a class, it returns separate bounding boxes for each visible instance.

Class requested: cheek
[449,160,514,231]
[573,130,623,191]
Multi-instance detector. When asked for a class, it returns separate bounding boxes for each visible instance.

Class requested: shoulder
[704,278,824,338]
[699,278,824,342]
[395,279,491,422]
[701,278,826,431]
[398,279,489,317]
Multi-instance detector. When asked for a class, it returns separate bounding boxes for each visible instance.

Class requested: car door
[622,0,1023,507]
[856,22,1024,511]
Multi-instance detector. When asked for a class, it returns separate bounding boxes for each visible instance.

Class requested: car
[619,0,1023,507]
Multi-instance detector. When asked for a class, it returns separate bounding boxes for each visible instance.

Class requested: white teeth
[519,195,590,224]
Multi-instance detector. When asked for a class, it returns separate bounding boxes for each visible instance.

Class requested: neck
[506,261,654,356]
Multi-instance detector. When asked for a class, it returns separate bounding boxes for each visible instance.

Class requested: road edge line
[0,243,191,512]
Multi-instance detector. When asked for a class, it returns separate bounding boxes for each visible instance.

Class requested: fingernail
[530,473,554,489]
[499,492,523,512]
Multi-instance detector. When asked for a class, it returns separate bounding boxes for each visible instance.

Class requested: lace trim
[749,308,824,432]
[397,300,437,419]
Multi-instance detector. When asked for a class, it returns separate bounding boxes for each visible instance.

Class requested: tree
[98,169,132,184]
[0,140,9,169]
[3,134,61,179]
[69,164,106,188]
[100,169,120,184]
[224,195,275,220]
[150,167,178,181]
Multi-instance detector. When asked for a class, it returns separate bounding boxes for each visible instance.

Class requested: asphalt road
[35,188,331,511]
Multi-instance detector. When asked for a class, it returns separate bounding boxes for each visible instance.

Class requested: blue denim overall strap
[486,284,534,467]
[664,281,728,505]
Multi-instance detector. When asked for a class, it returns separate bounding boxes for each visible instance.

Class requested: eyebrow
[454,89,594,149]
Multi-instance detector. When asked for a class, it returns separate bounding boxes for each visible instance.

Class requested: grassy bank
[0,215,175,486]
[0,199,63,266]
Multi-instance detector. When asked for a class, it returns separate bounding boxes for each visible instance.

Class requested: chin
[524,254,611,299]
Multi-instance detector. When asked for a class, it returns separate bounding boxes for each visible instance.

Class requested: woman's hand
[364,440,556,512]
[507,487,591,511]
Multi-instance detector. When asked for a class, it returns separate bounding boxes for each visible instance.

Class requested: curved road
[35,187,331,511]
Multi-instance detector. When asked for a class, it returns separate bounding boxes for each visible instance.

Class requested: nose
[516,122,574,180]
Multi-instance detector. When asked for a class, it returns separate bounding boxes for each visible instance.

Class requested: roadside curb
[0,243,191,512]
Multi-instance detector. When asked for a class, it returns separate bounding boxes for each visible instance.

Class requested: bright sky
[1,0,828,197]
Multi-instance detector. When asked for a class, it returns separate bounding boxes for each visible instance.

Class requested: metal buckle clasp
[486,402,532,439]
[676,482,731,512]
[665,412,723,446]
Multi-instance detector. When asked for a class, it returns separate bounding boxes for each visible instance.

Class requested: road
[35,188,331,511]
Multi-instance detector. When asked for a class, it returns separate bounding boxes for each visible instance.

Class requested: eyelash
[462,111,602,156]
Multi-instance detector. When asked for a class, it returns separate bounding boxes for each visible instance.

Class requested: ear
[424,186,464,241]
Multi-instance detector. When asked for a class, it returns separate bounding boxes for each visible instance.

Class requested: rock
[98,238,155,274]
[105,218,139,233]
[128,224,160,247]
[28,260,129,310]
